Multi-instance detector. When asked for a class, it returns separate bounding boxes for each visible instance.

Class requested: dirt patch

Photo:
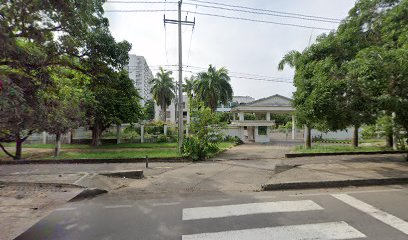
[0,184,82,240]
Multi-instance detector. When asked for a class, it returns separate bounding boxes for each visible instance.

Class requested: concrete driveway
[214,141,302,160]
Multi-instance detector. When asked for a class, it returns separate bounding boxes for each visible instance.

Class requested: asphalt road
[13,185,408,240]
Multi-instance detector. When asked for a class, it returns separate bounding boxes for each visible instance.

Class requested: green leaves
[195,65,233,112]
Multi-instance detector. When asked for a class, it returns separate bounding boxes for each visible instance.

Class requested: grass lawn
[294,144,392,153]
[50,149,180,159]
[0,141,236,160]
[2,142,178,149]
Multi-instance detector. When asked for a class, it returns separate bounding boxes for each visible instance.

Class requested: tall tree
[183,75,196,99]
[37,67,91,156]
[195,65,233,112]
[150,67,175,122]
[0,0,117,158]
[88,70,142,146]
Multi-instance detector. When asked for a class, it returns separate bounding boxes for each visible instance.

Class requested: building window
[258,126,268,135]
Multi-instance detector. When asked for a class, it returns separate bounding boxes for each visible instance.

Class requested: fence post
[141,125,145,143]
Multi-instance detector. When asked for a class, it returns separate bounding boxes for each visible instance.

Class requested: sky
[103,0,356,100]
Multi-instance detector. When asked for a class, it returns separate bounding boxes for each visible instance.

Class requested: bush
[224,135,243,145]
[157,134,168,143]
[181,136,219,161]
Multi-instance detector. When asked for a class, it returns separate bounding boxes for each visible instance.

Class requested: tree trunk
[163,105,167,122]
[54,133,61,157]
[305,125,311,149]
[15,138,22,160]
[70,129,74,144]
[386,133,393,148]
[352,124,359,148]
[91,122,102,146]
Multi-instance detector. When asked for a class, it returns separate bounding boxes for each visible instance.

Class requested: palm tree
[183,75,196,99]
[150,67,175,121]
[195,65,233,112]
[278,50,301,71]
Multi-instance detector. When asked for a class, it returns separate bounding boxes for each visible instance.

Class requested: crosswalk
[181,194,408,240]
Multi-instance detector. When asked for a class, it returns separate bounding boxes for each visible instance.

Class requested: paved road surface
[14,185,408,240]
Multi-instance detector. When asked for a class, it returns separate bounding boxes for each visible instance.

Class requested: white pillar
[116,124,121,144]
[239,112,244,121]
[141,125,145,143]
[186,125,189,136]
[232,113,236,121]
[266,112,271,121]
[164,124,168,135]
[42,131,47,144]
[292,114,296,140]
[392,112,398,150]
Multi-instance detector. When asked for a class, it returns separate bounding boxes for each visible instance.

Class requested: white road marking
[203,198,231,203]
[182,200,323,220]
[55,207,76,211]
[333,194,408,235]
[103,204,133,209]
[151,202,180,206]
[253,195,277,199]
[73,173,89,185]
[290,188,401,197]
[65,223,78,230]
[182,221,366,240]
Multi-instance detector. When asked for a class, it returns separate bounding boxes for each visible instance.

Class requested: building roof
[231,94,294,113]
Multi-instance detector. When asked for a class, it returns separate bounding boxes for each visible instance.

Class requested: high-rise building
[126,55,153,106]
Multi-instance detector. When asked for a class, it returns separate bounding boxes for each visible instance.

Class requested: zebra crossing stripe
[183,200,323,221]
[333,194,408,235]
[182,221,366,240]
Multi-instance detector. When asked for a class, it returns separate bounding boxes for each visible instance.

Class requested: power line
[190,11,333,31]
[106,1,178,4]
[146,65,293,83]
[105,9,177,12]
[185,0,342,21]
[183,2,340,23]
[104,9,333,30]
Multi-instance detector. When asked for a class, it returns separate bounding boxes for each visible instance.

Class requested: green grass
[48,149,180,159]
[0,141,236,160]
[2,142,178,149]
[294,144,392,154]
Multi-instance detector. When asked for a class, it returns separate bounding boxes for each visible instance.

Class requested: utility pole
[164,0,195,151]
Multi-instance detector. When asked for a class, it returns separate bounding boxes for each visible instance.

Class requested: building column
[186,125,189,136]
[292,114,296,140]
[164,124,168,136]
[266,112,271,121]
[141,125,145,143]
[239,112,244,121]
[232,113,236,121]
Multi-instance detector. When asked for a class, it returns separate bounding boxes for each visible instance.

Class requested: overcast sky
[103,0,356,100]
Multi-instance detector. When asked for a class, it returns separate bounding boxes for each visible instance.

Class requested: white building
[216,96,255,112]
[154,95,190,124]
[228,95,297,143]
[126,55,153,106]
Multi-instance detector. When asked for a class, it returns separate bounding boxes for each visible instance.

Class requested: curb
[0,181,85,189]
[0,181,108,201]
[99,170,144,179]
[68,188,108,202]
[261,177,408,191]
[0,157,190,165]
[285,150,407,158]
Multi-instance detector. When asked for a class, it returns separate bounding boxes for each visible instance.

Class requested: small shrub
[181,136,219,161]
[157,134,168,143]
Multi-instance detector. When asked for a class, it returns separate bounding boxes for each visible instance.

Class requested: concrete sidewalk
[262,159,408,190]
